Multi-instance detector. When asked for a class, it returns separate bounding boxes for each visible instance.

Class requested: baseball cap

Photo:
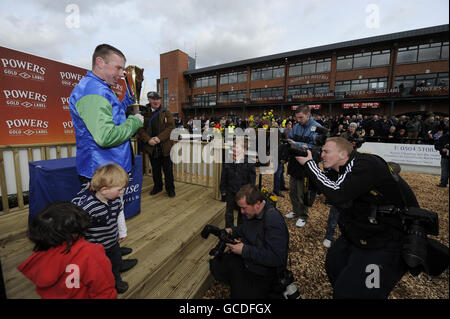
[147,91,161,99]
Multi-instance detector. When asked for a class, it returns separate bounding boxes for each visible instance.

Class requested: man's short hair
[293,104,311,115]
[235,184,266,205]
[90,163,129,191]
[92,44,126,69]
[326,137,354,156]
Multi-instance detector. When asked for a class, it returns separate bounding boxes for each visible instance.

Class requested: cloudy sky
[1,0,448,93]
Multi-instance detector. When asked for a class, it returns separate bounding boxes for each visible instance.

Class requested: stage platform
[0,175,225,299]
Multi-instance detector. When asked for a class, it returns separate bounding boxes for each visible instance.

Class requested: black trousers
[105,242,123,286]
[225,193,243,228]
[325,236,407,299]
[150,155,175,192]
[209,253,275,299]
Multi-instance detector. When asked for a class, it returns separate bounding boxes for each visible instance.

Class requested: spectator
[435,129,449,188]
[220,140,256,227]
[18,202,117,299]
[406,115,422,143]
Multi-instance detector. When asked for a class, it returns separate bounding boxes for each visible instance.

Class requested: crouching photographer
[207,184,296,299]
[295,137,449,299]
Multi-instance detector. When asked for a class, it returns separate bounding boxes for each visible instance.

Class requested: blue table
[28,156,142,222]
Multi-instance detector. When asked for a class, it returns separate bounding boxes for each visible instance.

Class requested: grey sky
[0,0,448,94]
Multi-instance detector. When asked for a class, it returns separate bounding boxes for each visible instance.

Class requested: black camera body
[401,207,441,275]
[201,224,237,257]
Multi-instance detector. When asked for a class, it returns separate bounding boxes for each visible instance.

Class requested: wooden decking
[0,175,225,299]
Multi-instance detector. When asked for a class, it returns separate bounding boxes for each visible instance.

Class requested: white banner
[359,142,440,167]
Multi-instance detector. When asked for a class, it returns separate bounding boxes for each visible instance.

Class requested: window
[418,43,443,61]
[350,79,369,91]
[220,71,247,85]
[251,65,285,81]
[250,87,283,100]
[163,78,168,109]
[336,55,353,70]
[334,81,351,97]
[219,90,246,103]
[193,93,216,107]
[194,75,217,88]
[288,63,302,76]
[352,53,371,69]
[394,75,416,89]
[397,42,449,64]
[288,83,330,96]
[301,61,316,75]
[371,50,390,66]
[368,78,387,89]
[316,58,332,73]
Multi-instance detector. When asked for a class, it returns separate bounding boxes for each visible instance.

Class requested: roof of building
[184,24,449,76]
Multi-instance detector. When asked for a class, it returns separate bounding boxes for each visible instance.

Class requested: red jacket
[18,238,117,299]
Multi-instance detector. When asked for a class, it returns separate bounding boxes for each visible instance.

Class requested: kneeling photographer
[207,184,292,299]
[295,137,449,299]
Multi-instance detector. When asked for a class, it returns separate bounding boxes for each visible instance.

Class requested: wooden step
[137,208,225,299]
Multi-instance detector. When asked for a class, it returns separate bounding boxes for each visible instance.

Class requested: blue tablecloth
[28,156,142,222]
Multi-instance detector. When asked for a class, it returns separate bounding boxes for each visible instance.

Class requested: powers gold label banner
[0,46,126,145]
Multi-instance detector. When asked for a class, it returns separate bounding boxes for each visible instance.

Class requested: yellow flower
[263,124,269,130]
[270,195,278,202]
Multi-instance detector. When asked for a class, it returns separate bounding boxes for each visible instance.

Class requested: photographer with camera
[285,105,326,227]
[208,184,291,299]
[295,137,448,298]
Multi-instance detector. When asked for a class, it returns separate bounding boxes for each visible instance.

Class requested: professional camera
[347,135,365,149]
[401,207,440,275]
[201,224,238,258]
[272,268,301,299]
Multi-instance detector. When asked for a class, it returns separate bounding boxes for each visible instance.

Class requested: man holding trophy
[69,44,145,292]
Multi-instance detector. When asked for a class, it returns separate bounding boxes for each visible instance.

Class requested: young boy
[79,163,137,294]
[18,201,117,299]
[220,139,256,228]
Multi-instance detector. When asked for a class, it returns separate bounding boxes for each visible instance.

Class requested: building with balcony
[158,24,449,120]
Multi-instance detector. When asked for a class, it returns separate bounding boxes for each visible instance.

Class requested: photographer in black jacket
[435,129,449,188]
[296,137,448,298]
[209,184,289,299]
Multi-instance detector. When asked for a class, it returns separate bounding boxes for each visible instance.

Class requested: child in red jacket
[18,201,117,299]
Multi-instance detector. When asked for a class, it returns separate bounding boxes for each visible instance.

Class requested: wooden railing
[0,139,222,215]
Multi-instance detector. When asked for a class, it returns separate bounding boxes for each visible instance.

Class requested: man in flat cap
[136,91,176,197]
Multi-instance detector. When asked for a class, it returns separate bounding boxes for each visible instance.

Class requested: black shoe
[437,184,447,187]
[280,187,289,191]
[150,188,162,195]
[116,281,129,294]
[120,247,133,256]
[120,259,138,273]
[168,190,176,197]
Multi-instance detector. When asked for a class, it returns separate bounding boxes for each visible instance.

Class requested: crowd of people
[181,112,449,145]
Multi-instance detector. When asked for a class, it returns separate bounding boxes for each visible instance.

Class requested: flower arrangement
[261,186,278,207]
[249,110,278,130]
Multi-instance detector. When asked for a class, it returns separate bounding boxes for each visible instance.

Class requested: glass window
[273,66,285,78]
[302,62,315,74]
[371,52,390,66]
[208,76,216,87]
[397,47,418,63]
[418,45,442,61]
[315,83,330,93]
[229,72,238,83]
[353,55,371,68]
[220,74,228,85]
[441,43,449,59]
[289,64,302,76]
[288,85,301,96]
[238,72,247,83]
[261,68,272,79]
[351,79,368,91]
[316,59,331,73]
[337,57,353,70]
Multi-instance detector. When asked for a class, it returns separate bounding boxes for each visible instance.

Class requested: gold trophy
[124,65,145,114]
